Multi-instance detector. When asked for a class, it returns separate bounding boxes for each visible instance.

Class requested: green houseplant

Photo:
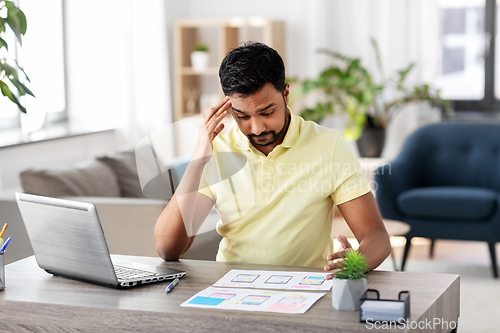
[192,42,209,52]
[0,1,34,113]
[331,249,369,311]
[298,38,453,157]
[191,42,210,72]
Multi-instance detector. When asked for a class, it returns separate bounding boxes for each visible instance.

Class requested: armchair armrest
[374,159,420,221]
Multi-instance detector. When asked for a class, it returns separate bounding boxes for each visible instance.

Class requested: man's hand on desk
[324,234,352,280]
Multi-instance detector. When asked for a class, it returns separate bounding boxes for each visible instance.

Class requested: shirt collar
[233,109,300,152]
[281,112,300,148]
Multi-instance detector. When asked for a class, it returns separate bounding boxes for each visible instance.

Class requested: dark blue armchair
[375,122,500,277]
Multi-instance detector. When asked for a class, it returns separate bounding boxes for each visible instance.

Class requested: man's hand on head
[194,96,230,162]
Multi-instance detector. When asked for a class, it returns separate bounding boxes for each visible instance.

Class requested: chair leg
[401,237,412,271]
[487,242,498,278]
[429,239,435,258]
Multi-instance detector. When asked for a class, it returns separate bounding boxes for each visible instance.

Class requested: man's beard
[247,104,290,147]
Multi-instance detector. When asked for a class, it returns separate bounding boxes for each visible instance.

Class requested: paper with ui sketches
[181,286,325,314]
[212,269,333,291]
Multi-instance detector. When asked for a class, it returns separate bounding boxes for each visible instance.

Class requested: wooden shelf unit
[173,19,285,120]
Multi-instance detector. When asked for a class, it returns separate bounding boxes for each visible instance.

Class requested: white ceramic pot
[191,51,209,72]
[331,278,367,311]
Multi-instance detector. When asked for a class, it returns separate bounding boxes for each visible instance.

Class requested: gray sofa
[0,149,222,265]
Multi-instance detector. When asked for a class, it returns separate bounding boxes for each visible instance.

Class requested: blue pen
[0,237,11,252]
[165,278,179,294]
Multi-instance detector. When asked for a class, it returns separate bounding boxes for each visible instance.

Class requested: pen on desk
[0,237,11,252]
[0,223,7,239]
[165,278,179,294]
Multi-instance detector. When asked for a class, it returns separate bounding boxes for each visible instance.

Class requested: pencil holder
[0,251,5,291]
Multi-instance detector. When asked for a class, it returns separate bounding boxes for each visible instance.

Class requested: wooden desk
[0,255,459,333]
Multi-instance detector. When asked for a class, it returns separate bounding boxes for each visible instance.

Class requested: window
[0,0,66,129]
[436,0,485,100]
[435,0,500,111]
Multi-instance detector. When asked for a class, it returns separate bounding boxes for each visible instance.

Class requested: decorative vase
[331,278,367,311]
[356,127,386,158]
[191,51,209,72]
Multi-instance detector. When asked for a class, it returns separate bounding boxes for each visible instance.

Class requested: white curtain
[126,0,174,142]
[65,0,174,152]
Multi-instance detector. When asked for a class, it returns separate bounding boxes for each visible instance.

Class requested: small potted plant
[331,249,369,311]
[191,42,210,72]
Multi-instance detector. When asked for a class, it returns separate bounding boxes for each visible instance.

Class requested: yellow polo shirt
[199,115,371,268]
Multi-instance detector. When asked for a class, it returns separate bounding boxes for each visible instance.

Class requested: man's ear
[283,82,290,105]
[226,95,235,117]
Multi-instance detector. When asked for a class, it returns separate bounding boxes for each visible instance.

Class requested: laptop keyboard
[114,265,159,281]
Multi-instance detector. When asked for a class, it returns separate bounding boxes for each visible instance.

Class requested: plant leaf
[4,1,27,44]
[15,6,27,35]
[396,63,415,90]
[334,249,368,279]
[1,61,20,80]
[13,60,31,82]
[9,76,33,97]
[4,16,22,44]
[370,36,386,85]
[0,36,7,50]
[4,1,27,33]
[0,79,26,113]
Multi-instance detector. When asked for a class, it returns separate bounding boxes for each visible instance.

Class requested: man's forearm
[337,192,392,271]
[154,195,194,260]
[154,159,211,260]
[358,230,391,271]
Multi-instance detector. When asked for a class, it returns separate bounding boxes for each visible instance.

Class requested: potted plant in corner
[331,249,369,311]
[298,38,453,157]
[191,42,209,72]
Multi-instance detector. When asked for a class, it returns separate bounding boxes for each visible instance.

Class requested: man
[154,42,390,277]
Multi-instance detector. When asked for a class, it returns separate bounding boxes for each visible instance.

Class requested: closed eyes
[236,111,274,119]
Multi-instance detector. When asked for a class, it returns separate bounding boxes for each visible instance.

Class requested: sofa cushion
[20,159,121,197]
[98,150,146,198]
[397,187,498,221]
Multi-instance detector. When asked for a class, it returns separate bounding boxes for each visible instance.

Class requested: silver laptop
[16,193,185,288]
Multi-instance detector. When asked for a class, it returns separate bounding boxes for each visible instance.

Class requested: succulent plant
[335,249,369,280]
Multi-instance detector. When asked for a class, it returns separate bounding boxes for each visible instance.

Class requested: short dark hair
[219,41,286,96]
